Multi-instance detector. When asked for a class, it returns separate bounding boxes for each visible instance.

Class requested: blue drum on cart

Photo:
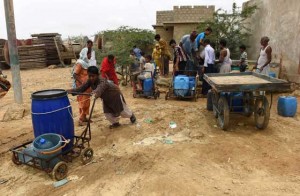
[31,89,74,152]
[277,96,297,117]
[174,75,189,97]
[143,78,153,96]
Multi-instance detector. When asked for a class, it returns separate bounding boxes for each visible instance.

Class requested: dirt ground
[0,67,300,196]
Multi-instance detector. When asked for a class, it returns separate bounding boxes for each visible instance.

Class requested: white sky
[0,0,248,39]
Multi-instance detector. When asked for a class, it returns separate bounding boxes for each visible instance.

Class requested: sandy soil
[0,67,300,196]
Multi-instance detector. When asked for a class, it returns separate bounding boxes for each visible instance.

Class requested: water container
[31,89,74,152]
[35,138,54,150]
[174,75,189,97]
[220,92,243,112]
[231,92,244,112]
[277,96,297,117]
[269,72,276,78]
[143,78,153,96]
[33,133,63,168]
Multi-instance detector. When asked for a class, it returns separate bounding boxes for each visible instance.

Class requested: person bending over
[68,66,136,129]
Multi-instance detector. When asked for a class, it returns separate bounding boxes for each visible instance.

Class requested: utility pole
[4,0,23,104]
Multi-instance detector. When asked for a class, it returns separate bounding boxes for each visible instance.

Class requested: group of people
[70,40,136,128]
[162,28,273,96]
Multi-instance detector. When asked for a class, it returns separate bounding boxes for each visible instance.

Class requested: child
[68,66,136,129]
[152,44,162,75]
[239,44,248,72]
[137,55,155,90]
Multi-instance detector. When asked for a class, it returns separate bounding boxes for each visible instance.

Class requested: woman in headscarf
[73,48,92,125]
[152,43,162,75]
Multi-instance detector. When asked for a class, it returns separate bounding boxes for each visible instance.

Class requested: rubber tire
[254,96,270,129]
[81,147,94,164]
[12,153,22,165]
[243,92,254,117]
[218,96,230,130]
[52,161,68,181]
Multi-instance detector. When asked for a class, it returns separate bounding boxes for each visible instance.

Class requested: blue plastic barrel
[143,78,153,96]
[231,92,244,112]
[31,89,74,152]
[220,92,243,112]
[174,75,189,97]
[269,72,276,78]
[277,96,297,117]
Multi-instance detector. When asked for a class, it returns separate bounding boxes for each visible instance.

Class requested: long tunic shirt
[73,78,124,116]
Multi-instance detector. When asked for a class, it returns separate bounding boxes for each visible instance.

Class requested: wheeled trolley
[10,97,96,181]
[204,72,291,130]
[165,70,199,101]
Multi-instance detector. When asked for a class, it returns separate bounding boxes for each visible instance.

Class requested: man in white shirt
[201,39,215,96]
[79,40,97,67]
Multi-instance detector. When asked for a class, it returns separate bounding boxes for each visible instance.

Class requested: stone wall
[244,0,300,81]
[173,6,214,22]
[173,24,199,42]
[156,11,174,25]
[155,5,214,48]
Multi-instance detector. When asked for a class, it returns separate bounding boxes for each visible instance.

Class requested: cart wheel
[212,92,219,118]
[243,92,254,117]
[12,153,22,165]
[218,96,230,130]
[254,96,270,129]
[165,91,169,100]
[52,161,68,181]
[81,147,94,164]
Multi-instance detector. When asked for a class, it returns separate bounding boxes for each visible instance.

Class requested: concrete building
[153,5,215,45]
[244,0,300,81]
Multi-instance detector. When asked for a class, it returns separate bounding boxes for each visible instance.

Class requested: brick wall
[173,5,215,22]
[156,11,174,25]
[173,24,199,43]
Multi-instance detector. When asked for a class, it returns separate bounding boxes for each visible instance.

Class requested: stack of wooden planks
[31,33,63,65]
[18,44,47,69]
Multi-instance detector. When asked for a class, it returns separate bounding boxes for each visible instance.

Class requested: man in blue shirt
[196,27,212,49]
[179,31,198,74]
[179,31,198,59]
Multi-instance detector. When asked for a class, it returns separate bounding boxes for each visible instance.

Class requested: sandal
[130,114,136,124]
[109,122,121,129]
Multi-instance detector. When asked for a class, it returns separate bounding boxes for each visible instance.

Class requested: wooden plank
[204,72,291,93]
[209,75,272,85]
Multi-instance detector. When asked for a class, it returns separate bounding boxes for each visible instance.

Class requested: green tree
[198,3,257,59]
[96,26,155,67]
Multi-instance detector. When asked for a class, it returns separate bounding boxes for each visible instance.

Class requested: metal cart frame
[204,72,291,130]
[165,70,199,101]
[10,97,96,181]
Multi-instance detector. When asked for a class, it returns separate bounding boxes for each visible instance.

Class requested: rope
[31,105,72,115]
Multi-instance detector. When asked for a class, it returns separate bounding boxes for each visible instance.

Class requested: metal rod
[4,0,23,103]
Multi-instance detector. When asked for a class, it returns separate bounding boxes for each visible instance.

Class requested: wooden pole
[4,0,23,103]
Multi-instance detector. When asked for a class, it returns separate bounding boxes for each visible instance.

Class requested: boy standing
[239,45,248,72]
